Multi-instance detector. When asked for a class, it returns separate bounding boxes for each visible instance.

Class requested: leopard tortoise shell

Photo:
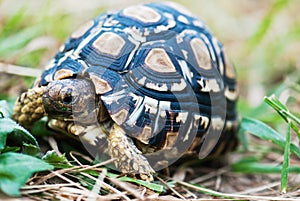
[13,2,238,180]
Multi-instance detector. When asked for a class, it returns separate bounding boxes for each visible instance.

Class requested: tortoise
[13,2,238,181]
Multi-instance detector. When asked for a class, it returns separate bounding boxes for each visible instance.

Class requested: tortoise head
[42,78,102,124]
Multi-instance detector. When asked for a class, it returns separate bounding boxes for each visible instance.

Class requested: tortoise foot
[108,124,155,181]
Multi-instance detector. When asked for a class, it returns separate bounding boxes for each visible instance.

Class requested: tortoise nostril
[62,96,73,104]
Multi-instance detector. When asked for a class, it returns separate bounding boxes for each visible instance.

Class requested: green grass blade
[0,25,44,57]
[107,172,164,193]
[0,7,26,38]
[281,122,291,193]
[264,95,300,140]
[264,95,300,125]
[246,0,289,52]
[176,180,228,198]
[232,162,300,173]
[240,117,300,158]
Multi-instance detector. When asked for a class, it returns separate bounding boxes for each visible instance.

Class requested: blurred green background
[0,0,299,122]
[1,1,300,198]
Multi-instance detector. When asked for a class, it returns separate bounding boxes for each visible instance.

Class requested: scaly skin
[12,86,46,127]
[108,124,155,181]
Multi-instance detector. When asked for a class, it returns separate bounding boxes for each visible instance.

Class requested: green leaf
[31,117,52,137]
[176,180,226,197]
[0,118,38,150]
[107,172,164,193]
[22,143,40,157]
[0,152,53,196]
[42,150,71,169]
[0,100,12,118]
[119,176,164,193]
[1,147,20,153]
[240,117,300,157]
[0,118,15,150]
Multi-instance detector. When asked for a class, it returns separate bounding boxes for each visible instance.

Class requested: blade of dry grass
[176,180,300,201]
[235,182,280,195]
[0,62,41,77]
[21,183,81,195]
[80,171,131,201]
[87,168,107,201]
[156,176,185,200]
[188,167,229,184]
[108,177,145,200]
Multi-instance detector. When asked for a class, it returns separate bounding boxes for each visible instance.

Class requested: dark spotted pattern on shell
[39,2,238,157]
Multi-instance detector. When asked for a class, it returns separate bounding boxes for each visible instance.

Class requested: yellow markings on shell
[125,27,146,42]
[170,78,187,91]
[190,38,212,70]
[199,115,209,129]
[224,120,238,130]
[193,20,205,28]
[126,94,144,126]
[92,32,125,57]
[144,96,158,114]
[176,34,184,44]
[211,117,224,130]
[176,112,188,124]
[182,29,198,36]
[145,48,177,73]
[71,20,94,38]
[90,74,112,94]
[177,15,189,24]
[211,37,223,75]
[225,86,238,101]
[200,33,216,63]
[140,125,152,143]
[178,59,192,83]
[183,121,193,142]
[181,49,188,60]
[101,89,127,105]
[145,82,168,91]
[123,5,161,23]
[111,109,128,125]
[197,78,220,92]
[54,69,74,80]
[163,131,178,149]
[154,19,176,33]
[137,76,146,86]
[43,73,53,83]
[159,100,171,111]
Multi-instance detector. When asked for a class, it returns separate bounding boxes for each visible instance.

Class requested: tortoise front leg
[48,120,155,180]
[108,124,155,181]
[13,86,46,127]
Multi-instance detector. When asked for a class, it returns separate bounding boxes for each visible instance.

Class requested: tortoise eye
[62,95,73,104]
